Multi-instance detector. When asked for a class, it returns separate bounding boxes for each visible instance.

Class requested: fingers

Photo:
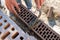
[5,0,20,15]
[10,4,17,15]
[11,0,20,12]
[5,0,11,10]
[14,2,20,12]
[6,0,17,15]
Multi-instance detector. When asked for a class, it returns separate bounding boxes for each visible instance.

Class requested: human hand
[5,0,20,15]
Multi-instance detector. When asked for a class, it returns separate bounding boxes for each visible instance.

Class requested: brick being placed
[15,4,38,27]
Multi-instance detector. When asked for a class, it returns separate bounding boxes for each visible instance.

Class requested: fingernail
[19,10,20,12]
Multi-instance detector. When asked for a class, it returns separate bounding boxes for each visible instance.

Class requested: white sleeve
[0,0,10,17]
[1,0,5,7]
[0,0,1,6]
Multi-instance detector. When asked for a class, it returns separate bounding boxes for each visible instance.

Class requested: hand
[5,0,20,15]
[35,0,44,9]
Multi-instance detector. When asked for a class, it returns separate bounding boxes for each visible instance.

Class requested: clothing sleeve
[0,0,10,17]
[1,0,5,6]
[0,0,5,7]
[0,0,1,5]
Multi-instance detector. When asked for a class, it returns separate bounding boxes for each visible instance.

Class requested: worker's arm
[5,0,20,14]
